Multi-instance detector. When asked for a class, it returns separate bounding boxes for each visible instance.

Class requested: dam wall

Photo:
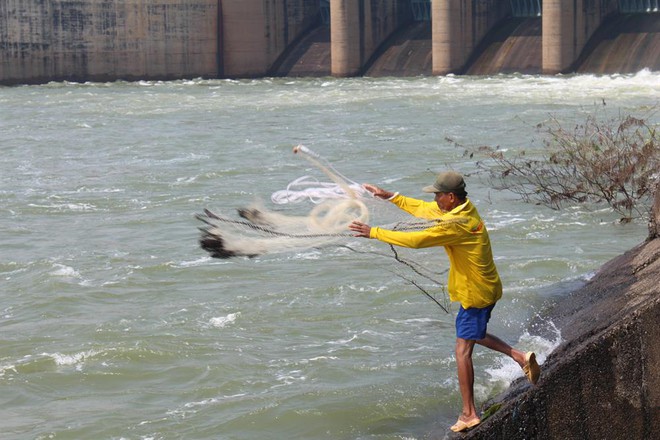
[0,1,658,85]
[576,13,660,73]
[0,0,321,84]
[430,0,622,75]
[330,0,412,77]
[542,0,619,73]
[0,0,219,85]
[221,0,320,78]
[431,0,510,75]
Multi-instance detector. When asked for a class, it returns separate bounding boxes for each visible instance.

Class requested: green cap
[422,171,466,193]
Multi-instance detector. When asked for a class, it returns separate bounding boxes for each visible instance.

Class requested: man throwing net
[349,171,541,433]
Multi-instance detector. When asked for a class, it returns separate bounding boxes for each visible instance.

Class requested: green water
[1,72,658,439]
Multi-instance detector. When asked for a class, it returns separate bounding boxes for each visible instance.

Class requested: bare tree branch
[454,107,660,222]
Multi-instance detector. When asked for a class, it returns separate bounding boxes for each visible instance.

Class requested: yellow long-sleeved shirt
[369,194,502,309]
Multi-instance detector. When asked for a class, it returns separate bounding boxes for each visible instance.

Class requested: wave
[483,322,563,397]
[208,312,240,329]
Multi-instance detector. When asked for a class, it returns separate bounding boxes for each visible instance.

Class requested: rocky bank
[445,190,660,440]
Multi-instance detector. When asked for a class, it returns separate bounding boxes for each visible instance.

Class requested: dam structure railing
[0,0,658,85]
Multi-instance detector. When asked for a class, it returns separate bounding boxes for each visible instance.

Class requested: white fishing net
[196,198,368,259]
[196,145,451,312]
[197,145,372,258]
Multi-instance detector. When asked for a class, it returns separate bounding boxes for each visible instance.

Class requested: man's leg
[476,333,541,384]
[452,305,492,431]
[476,333,526,367]
[455,337,479,422]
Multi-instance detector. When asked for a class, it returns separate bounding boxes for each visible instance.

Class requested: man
[348,171,540,433]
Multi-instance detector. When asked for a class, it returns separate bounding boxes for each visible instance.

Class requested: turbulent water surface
[1,72,659,440]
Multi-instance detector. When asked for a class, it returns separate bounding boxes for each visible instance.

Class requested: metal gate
[619,0,660,12]
[411,0,431,21]
[510,0,542,17]
[320,0,330,25]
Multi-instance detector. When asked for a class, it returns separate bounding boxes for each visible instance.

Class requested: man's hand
[363,184,394,200]
[349,220,372,238]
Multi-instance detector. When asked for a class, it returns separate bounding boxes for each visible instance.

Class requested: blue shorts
[455,304,495,340]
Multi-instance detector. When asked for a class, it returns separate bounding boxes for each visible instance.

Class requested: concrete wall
[220,0,320,77]
[651,185,660,239]
[431,0,510,75]
[0,0,219,84]
[0,0,320,84]
[1,0,656,84]
[576,13,660,74]
[461,295,660,439]
[330,0,411,77]
[542,0,619,73]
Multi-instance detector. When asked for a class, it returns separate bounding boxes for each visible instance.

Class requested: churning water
[1,71,658,439]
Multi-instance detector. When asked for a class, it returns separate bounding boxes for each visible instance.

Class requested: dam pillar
[432,0,467,75]
[330,0,361,77]
[220,0,320,78]
[542,0,618,74]
[542,0,576,74]
[431,0,508,75]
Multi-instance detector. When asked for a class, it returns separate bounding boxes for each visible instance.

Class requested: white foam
[0,363,18,378]
[387,317,442,325]
[485,323,562,388]
[166,393,248,417]
[28,202,97,211]
[486,214,527,230]
[305,355,339,363]
[209,312,239,328]
[171,256,216,268]
[49,263,81,279]
[41,349,102,371]
[274,370,307,386]
[327,333,358,346]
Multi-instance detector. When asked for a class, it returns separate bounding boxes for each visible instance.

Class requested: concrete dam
[0,0,658,85]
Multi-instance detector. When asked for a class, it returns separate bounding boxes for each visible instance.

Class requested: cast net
[196,145,451,312]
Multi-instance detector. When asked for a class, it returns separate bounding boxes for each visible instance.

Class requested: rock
[649,186,660,240]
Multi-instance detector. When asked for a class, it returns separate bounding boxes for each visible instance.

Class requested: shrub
[457,109,659,223]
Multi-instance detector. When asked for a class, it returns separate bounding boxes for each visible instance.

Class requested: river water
[1,71,658,440]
